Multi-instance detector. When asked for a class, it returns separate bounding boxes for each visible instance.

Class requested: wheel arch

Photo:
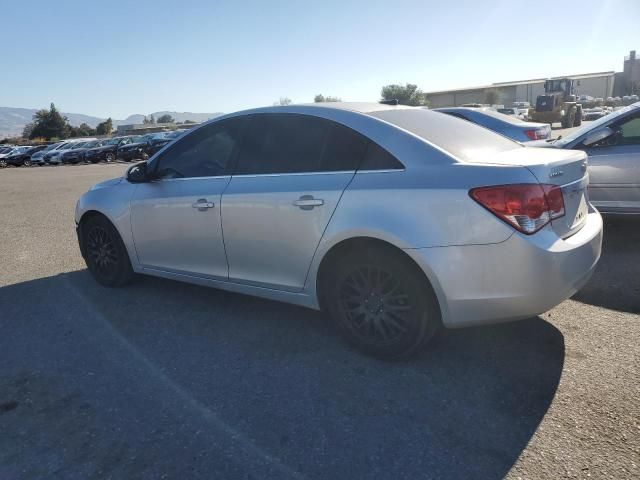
[314,236,444,322]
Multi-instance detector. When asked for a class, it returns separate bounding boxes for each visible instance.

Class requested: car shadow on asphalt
[0,269,565,479]
[572,216,640,314]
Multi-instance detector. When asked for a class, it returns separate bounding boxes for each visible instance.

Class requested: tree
[274,97,292,106]
[484,88,500,105]
[69,123,96,137]
[314,94,341,103]
[157,114,175,123]
[22,122,34,139]
[29,103,70,140]
[380,84,428,106]
[96,118,113,136]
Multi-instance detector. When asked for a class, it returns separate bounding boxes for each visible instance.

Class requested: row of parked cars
[0,130,188,168]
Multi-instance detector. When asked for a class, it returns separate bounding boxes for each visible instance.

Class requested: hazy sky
[1,0,638,118]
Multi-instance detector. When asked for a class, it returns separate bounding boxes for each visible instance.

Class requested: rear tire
[0,159,6,168]
[105,152,115,163]
[23,159,31,167]
[82,215,134,287]
[324,247,441,359]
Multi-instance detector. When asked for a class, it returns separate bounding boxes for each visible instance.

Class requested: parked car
[116,135,154,161]
[60,140,102,164]
[47,139,95,164]
[83,136,137,163]
[1,145,48,167]
[529,101,640,214]
[0,146,31,167]
[0,146,26,158]
[30,142,65,165]
[75,103,602,358]
[434,107,551,142]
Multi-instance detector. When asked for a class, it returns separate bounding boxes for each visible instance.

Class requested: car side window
[234,114,367,174]
[154,118,244,179]
[617,116,640,145]
[359,142,405,170]
[590,114,640,148]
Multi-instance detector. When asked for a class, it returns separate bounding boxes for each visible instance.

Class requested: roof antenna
[379,99,399,105]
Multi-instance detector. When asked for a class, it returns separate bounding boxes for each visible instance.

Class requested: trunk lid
[485,147,589,238]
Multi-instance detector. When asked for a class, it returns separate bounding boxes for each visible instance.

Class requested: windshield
[556,104,638,146]
[103,138,121,145]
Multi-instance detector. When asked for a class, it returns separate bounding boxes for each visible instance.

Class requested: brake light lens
[470,184,565,234]
[524,127,551,140]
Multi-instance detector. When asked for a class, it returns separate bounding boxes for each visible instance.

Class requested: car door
[130,117,245,278]
[221,113,368,291]
[584,112,640,213]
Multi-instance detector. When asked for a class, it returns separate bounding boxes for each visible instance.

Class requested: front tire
[82,215,134,287]
[325,247,441,359]
[23,159,32,167]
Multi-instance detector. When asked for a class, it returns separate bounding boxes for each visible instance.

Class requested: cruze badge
[549,169,564,178]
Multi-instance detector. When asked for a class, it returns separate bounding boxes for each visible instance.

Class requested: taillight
[524,128,550,140]
[470,184,565,234]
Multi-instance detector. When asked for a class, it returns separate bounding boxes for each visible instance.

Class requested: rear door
[584,112,640,213]
[221,113,368,291]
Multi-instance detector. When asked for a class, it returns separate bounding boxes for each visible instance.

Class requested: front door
[586,112,640,213]
[130,117,245,278]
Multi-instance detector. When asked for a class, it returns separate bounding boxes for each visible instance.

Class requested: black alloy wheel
[327,247,441,359]
[82,215,134,287]
[338,265,413,346]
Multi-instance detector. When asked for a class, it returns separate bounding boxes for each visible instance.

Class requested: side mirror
[583,127,614,147]
[126,161,152,183]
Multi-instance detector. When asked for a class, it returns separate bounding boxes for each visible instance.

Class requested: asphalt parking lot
[0,163,638,480]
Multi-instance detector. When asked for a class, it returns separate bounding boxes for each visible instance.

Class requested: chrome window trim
[228,170,356,178]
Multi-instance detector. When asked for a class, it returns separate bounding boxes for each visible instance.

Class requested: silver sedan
[530,102,640,214]
[75,103,602,358]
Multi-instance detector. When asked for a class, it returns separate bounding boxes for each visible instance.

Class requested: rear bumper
[405,210,603,328]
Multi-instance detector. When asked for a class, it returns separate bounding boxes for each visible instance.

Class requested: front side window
[617,116,640,145]
[153,118,245,179]
[234,114,367,175]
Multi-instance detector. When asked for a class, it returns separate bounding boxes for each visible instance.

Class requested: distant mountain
[0,107,223,138]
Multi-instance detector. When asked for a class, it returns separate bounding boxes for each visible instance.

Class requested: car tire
[23,159,32,167]
[325,246,441,359]
[106,152,115,163]
[82,215,135,287]
[0,159,7,168]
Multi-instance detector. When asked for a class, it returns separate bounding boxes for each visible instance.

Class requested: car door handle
[192,198,215,210]
[293,195,324,210]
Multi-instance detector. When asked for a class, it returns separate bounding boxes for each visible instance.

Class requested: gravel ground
[0,163,638,480]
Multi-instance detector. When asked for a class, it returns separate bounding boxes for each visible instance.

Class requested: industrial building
[426,50,638,108]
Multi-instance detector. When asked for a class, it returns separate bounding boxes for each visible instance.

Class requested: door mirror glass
[127,161,151,183]
[583,127,614,147]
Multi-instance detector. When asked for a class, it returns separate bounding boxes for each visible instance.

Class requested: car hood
[90,177,123,191]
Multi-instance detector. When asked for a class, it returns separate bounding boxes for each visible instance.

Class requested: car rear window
[369,108,522,163]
